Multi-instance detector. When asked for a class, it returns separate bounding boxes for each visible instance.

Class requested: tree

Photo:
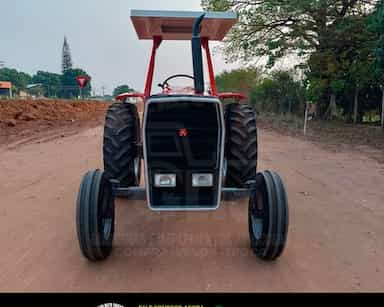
[203,0,380,122]
[373,0,384,77]
[202,0,377,66]
[306,15,377,120]
[371,0,384,126]
[61,68,91,99]
[113,84,134,97]
[32,71,62,97]
[215,67,261,95]
[62,36,73,73]
[250,70,305,114]
[0,67,32,93]
[251,78,280,113]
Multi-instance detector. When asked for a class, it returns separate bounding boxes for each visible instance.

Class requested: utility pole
[304,102,309,136]
[101,86,106,97]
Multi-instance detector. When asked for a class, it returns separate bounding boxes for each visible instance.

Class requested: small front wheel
[249,170,289,261]
[76,169,115,261]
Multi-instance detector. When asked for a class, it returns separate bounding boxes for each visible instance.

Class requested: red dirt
[0,99,111,145]
[0,101,383,291]
[0,124,383,291]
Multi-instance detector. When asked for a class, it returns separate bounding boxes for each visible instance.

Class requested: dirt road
[0,126,383,292]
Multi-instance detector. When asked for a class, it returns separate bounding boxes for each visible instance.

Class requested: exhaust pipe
[192,14,205,94]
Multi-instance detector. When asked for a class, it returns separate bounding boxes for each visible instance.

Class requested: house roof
[0,81,12,89]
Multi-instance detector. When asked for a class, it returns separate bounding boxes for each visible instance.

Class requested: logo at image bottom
[98,304,125,307]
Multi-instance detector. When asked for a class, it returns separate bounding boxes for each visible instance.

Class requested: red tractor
[76,10,289,262]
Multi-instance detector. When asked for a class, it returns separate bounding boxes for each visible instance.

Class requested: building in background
[0,81,12,97]
[26,83,45,98]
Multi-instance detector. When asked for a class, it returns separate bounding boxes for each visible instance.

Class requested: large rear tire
[76,169,115,261]
[224,103,258,187]
[103,103,141,187]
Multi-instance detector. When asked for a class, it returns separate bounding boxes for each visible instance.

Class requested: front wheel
[249,171,289,261]
[76,169,115,261]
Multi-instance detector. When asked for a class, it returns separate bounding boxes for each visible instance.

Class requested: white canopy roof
[130,10,237,41]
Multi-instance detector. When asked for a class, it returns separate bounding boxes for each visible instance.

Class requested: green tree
[215,67,261,98]
[371,0,384,126]
[0,67,32,93]
[306,15,377,120]
[202,0,376,67]
[62,36,73,73]
[113,84,134,97]
[61,68,91,99]
[203,0,379,122]
[251,78,280,113]
[251,70,305,114]
[32,71,62,97]
[373,0,384,79]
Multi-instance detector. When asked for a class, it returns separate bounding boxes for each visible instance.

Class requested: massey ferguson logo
[178,128,189,137]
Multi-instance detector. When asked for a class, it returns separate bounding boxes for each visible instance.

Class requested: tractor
[76,10,289,262]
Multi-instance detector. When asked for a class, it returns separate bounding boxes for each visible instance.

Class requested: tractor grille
[144,97,223,209]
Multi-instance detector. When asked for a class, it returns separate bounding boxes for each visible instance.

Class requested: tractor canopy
[120,10,239,99]
[130,10,237,41]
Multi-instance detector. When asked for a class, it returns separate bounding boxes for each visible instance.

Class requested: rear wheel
[224,103,258,187]
[103,103,141,187]
[249,171,289,261]
[76,169,115,261]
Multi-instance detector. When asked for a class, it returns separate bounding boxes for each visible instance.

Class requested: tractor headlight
[154,174,176,187]
[192,174,213,187]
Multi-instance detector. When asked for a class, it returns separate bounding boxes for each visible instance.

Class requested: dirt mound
[0,99,111,145]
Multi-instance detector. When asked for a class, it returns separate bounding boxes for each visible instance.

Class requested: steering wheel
[158,74,195,90]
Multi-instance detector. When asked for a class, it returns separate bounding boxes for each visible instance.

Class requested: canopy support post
[202,37,217,96]
[144,36,162,98]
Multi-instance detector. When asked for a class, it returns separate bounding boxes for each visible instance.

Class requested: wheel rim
[251,216,263,240]
[134,157,140,181]
[222,158,228,185]
[102,217,112,241]
[101,181,113,241]
[251,189,265,240]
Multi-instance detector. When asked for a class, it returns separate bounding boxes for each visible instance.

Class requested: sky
[0,0,239,95]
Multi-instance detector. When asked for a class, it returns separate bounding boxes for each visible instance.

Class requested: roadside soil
[0,99,111,146]
[258,113,384,164]
[0,107,383,291]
